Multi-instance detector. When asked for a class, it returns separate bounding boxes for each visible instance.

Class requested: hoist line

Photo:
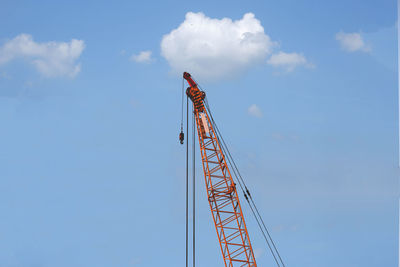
[204,97,285,267]
[246,197,281,267]
[208,119,279,266]
[216,136,280,267]
[250,197,285,267]
[216,124,285,267]
[210,123,280,267]
[192,105,196,267]
[185,95,189,267]
[210,116,284,267]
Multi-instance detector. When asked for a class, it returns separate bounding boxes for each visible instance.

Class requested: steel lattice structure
[184,72,257,267]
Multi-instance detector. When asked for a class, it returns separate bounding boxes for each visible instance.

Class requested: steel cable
[185,95,189,267]
[204,97,285,267]
[192,105,196,267]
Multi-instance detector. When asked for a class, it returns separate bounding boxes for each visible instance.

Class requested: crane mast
[184,72,257,267]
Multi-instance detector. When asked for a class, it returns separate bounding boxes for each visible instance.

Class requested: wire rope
[185,95,189,267]
[192,105,196,267]
[204,97,285,267]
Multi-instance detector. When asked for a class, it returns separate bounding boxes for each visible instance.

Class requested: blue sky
[0,0,398,266]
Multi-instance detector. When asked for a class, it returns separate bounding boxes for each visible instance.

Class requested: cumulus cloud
[335,31,370,52]
[0,34,85,78]
[248,104,263,118]
[161,12,277,81]
[267,51,312,72]
[131,50,153,63]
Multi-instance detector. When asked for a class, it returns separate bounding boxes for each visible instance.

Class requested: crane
[183,72,257,267]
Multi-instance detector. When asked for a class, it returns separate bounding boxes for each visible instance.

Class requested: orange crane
[183,72,257,267]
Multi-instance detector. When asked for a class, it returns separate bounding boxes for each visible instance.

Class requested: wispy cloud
[273,224,300,232]
[0,71,11,79]
[267,51,313,72]
[131,50,153,63]
[271,133,299,141]
[335,31,371,52]
[248,104,263,118]
[130,258,141,266]
[254,248,263,259]
[0,33,85,78]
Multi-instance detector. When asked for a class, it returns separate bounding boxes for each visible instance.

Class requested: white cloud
[131,50,153,63]
[267,51,312,72]
[335,31,370,52]
[0,34,85,78]
[161,12,277,81]
[248,104,263,118]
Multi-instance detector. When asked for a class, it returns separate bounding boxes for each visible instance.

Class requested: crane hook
[179,130,184,144]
